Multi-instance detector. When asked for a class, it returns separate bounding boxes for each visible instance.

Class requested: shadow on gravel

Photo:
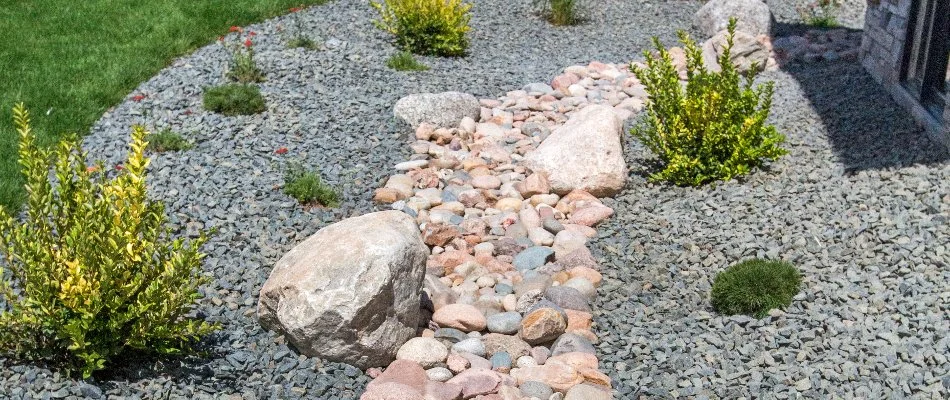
[772,23,950,172]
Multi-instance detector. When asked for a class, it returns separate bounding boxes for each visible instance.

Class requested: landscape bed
[1,0,948,399]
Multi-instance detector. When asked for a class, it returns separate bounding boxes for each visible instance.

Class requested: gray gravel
[2,0,945,398]
[593,60,949,398]
[1,0,698,398]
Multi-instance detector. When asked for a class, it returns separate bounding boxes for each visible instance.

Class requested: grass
[710,258,802,318]
[146,128,192,152]
[0,0,327,211]
[287,36,319,50]
[203,84,266,115]
[386,51,429,71]
[805,15,839,29]
[283,164,339,207]
[536,0,583,26]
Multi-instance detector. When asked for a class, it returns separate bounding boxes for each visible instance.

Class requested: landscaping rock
[702,29,770,73]
[258,211,428,369]
[394,92,481,129]
[520,307,568,345]
[397,337,449,368]
[693,0,772,38]
[433,303,488,332]
[524,105,626,197]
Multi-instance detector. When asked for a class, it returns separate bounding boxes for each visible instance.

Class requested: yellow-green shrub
[630,19,787,186]
[0,104,216,377]
[371,0,471,57]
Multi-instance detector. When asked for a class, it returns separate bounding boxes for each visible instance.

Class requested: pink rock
[554,247,599,271]
[548,352,599,371]
[416,123,436,140]
[432,304,487,332]
[359,382,425,400]
[365,360,428,394]
[551,73,580,91]
[424,223,463,247]
[445,368,503,398]
[568,266,602,287]
[562,224,598,238]
[458,351,493,370]
[510,359,584,392]
[425,381,464,400]
[447,353,471,373]
[472,175,502,190]
[569,204,614,227]
[515,173,551,198]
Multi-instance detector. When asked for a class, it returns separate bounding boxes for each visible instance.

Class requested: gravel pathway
[2,0,947,398]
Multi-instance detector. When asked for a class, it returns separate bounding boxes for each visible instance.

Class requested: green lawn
[0,0,326,211]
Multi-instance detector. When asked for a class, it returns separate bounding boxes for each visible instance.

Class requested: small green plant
[798,0,840,28]
[710,258,801,318]
[630,18,787,186]
[0,105,216,378]
[285,6,319,49]
[371,0,472,57]
[221,27,265,83]
[147,129,193,152]
[535,0,583,26]
[283,163,339,207]
[386,51,430,71]
[203,84,266,115]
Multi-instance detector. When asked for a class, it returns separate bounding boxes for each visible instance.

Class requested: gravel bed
[2,0,946,398]
[592,60,949,398]
[1,0,699,398]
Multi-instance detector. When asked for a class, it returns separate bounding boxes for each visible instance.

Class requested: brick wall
[861,0,950,148]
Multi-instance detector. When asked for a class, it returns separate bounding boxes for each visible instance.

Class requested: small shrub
[535,0,584,26]
[386,51,430,71]
[147,129,192,152]
[203,84,266,115]
[286,6,319,49]
[371,0,472,57]
[710,258,801,318]
[283,164,339,207]
[221,28,265,84]
[630,18,787,186]
[798,0,840,28]
[0,105,216,377]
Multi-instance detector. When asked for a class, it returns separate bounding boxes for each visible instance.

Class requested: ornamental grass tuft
[0,104,216,378]
[146,128,193,152]
[535,0,584,26]
[203,84,266,115]
[283,163,339,207]
[386,51,430,71]
[710,258,802,318]
[630,18,787,186]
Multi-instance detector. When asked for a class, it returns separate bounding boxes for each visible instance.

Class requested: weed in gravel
[203,84,266,115]
[146,129,192,152]
[386,51,429,71]
[535,0,584,26]
[283,163,339,207]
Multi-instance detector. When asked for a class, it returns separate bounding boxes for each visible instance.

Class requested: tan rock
[565,309,593,332]
[510,359,584,392]
[524,105,626,197]
[515,173,551,198]
[520,307,567,345]
[568,266,602,287]
[432,303,487,332]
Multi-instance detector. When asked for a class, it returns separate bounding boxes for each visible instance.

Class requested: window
[903,0,950,116]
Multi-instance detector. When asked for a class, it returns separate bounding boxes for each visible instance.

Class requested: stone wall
[861,0,950,148]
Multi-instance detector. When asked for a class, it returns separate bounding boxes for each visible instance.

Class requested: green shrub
[283,164,339,207]
[0,105,216,378]
[386,51,430,71]
[710,258,801,318]
[371,0,471,57]
[147,128,193,152]
[798,0,840,28]
[287,36,318,50]
[535,0,583,26]
[203,84,266,115]
[630,18,787,186]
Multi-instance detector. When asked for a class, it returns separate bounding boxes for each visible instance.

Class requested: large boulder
[524,105,626,197]
[702,29,770,73]
[693,0,772,38]
[394,92,480,129]
[258,211,429,369]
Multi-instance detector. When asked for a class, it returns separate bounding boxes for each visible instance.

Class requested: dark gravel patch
[1,0,700,398]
